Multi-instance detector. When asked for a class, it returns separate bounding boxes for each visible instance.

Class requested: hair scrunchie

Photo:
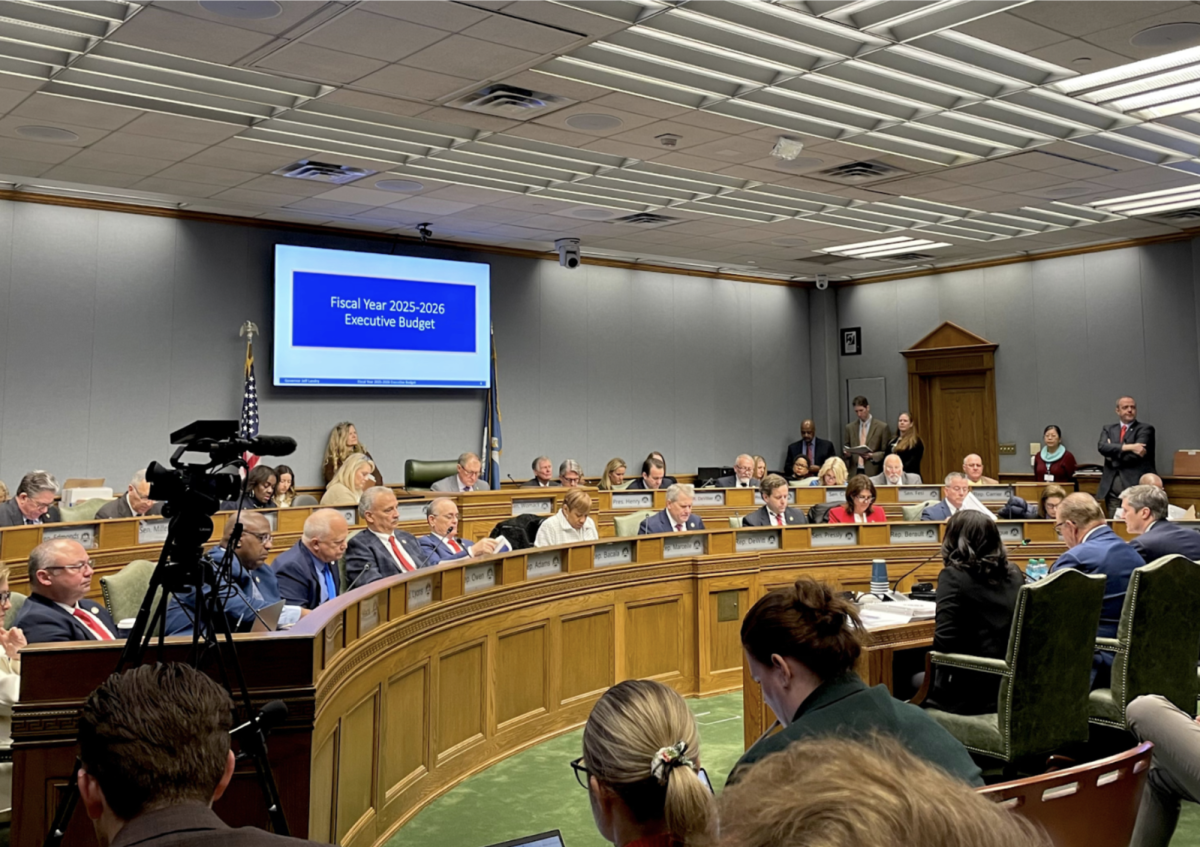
[650,741,694,785]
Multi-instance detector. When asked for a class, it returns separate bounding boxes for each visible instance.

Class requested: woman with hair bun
[730,577,980,786]
[575,679,716,847]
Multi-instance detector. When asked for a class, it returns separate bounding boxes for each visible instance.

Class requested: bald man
[963,454,999,485]
[1113,473,1187,522]
[15,538,118,643]
[272,509,349,609]
[785,420,836,476]
[715,455,760,488]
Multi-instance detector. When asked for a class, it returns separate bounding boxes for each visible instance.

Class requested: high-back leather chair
[404,459,459,490]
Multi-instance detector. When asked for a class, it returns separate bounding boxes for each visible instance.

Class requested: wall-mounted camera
[815,274,830,291]
[417,223,432,243]
[555,237,581,269]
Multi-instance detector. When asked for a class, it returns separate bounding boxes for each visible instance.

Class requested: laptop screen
[481,831,565,847]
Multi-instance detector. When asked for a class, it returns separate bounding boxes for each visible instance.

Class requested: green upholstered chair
[613,510,654,538]
[404,459,459,490]
[100,559,158,624]
[5,592,25,629]
[902,499,939,522]
[614,481,633,490]
[728,516,742,529]
[921,568,1105,765]
[1089,555,1200,729]
[58,497,111,523]
[292,493,319,507]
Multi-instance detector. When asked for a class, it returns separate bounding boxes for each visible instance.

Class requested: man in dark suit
[95,469,164,520]
[345,487,432,588]
[785,420,836,477]
[1051,493,1144,688]
[639,484,706,534]
[76,662,322,847]
[1122,485,1200,563]
[843,396,891,477]
[520,456,560,488]
[920,473,990,522]
[626,456,667,491]
[0,470,62,527]
[420,497,499,565]
[715,455,760,489]
[1098,395,1157,517]
[272,509,349,609]
[14,538,118,643]
[742,475,807,527]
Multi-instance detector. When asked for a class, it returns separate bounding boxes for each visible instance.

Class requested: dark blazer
[785,437,836,475]
[1098,420,1157,500]
[0,498,61,527]
[165,549,283,636]
[626,476,677,490]
[920,500,954,521]
[218,495,273,512]
[95,496,164,520]
[519,479,561,488]
[714,476,759,489]
[638,510,705,535]
[272,541,340,610]
[419,533,475,566]
[888,437,924,477]
[110,803,323,847]
[926,564,1024,715]
[345,530,431,588]
[1131,520,1200,563]
[844,418,892,476]
[729,672,981,788]
[869,471,923,486]
[14,592,119,643]
[742,506,808,527]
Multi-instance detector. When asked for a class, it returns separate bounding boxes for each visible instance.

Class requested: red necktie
[73,608,113,641]
[446,536,462,553]
[1120,424,1128,442]
[674,523,683,532]
[388,535,415,572]
[775,514,784,527]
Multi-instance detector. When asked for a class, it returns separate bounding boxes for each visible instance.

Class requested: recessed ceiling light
[1131,22,1200,49]
[374,179,425,193]
[199,1,282,20]
[770,236,809,247]
[564,113,624,131]
[568,207,618,220]
[16,125,78,142]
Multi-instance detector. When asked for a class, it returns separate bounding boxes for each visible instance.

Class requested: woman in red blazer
[1032,425,1077,483]
[828,475,887,524]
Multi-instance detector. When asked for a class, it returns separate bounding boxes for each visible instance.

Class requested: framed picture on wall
[841,327,862,356]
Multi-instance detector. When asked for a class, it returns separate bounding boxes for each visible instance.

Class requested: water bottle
[1027,558,1047,581]
[870,559,889,598]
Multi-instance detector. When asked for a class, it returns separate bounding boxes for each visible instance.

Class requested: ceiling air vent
[273,160,376,185]
[802,254,854,266]
[445,84,574,119]
[1151,207,1200,222]
[814,160,906,184]
[882,252,937,262]
[610,212,681,226]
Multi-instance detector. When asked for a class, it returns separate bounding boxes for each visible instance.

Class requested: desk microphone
[507,475,518,485]
[890,547,943,595]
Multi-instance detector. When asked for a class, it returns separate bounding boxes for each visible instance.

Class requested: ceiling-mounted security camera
[417,223,432,243]
[556,237,581,269]
[815,273,829,291]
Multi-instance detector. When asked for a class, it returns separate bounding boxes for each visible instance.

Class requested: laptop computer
[248,600,285,633]
[481,832,565,847]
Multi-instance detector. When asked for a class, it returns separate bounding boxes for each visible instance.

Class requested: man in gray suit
[843,396,891,477]
[870,455,922,486]
[95,469,164,520]
[431,452,482,493]
[715,455,760,489]
[520,456,560,488]
[0,470,62,527]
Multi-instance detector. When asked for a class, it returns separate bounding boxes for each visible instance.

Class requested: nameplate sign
[898,486,940,502]
[693,490,726,506]
[359,595,380,634]
[663,534,706,559]
[138,518,171,545]
[408,576,434,610]
[891,524,939,544]
[463,563,496,594]
[513,498,553,516]
[811,526,859,547]
[974,486,1013,501]
[996,522,1024,542]
[526,551,563,579]
[43,524,98,550]
[612,492,653,509]
[824,487,847,504]
[593,541,633,567]
[397,503,428,522]
[755,489,796,505]
[338,508,358,525]
[736,530,781,552]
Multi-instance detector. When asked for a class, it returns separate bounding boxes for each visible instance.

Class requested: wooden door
[929,373,989,485]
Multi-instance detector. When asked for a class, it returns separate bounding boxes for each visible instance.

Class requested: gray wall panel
[584,264,633,477]
[982,263,1037,472]
[0,202,12,487]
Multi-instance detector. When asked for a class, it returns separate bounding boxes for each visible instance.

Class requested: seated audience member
[345,487,430,588]
[1050,493,1143,688]
[0,564,20,813]
[743,475,807,527]
[753,455,767,481]
[828,476,886,524]
[963,454,999,485]
[626,456,666,491]
[921,473,995,522]
[1126,694,1200,847]
[15,539,117,643]
[870,454,921,486]
[272,464,295,508]
[1034,425,1077,483]
[272,509,349,610]
[648,452,677,487]
[786,420,836,478]
[535,489,598,547]
[638,484,705,535]
[221,465,276,512]
[0,471,62,527]
[165,512,302,636]
[321,454,375,506]
[1114,473,1187,521]
[598,458,626,491]
[887,412,925,478]
[1122,484,1200,563]
[323,421,381,485]
[0,480,6,502]
[716,455,760,489]
[76,663,322,847]
[1039,484,1067,520]
[718,736,1046,847]
[813,456,848,487]
[521,456,558,488]
[787,455,810,482]
[923,512,1023,715]
[576,679,716,847]
[730,577,980,786]
[419,497,499,565]
[559,459,583,488]
[431,452,483,493]
[96,469,163,520]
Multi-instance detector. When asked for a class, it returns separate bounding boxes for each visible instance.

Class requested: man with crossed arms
[345,487,432,589]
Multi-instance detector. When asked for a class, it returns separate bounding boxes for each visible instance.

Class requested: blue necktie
[321,564,336,603]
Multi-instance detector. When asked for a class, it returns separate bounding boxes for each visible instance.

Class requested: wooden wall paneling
[310,728,338,844]
[559,606,615,705]
[697,575,751,691]
[436,639,487,763]
[494,622,549,731]
[383,661,430,802]
[336,687,381,846]
[624,593,686,685]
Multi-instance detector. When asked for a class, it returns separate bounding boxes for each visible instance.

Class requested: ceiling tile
[353,64,474,101]
[238,174,341,197]
[581,137,669,161]
[364,1,493,32]
[1092,168,1200,190]
[604,120,731,152]
[680,135,778,164]
[302,10,450,62]
[130,176,225,198]
[150,1,336,35]
[418,185,511,204]
[941,161,1028,185]
[976,170,1071,192]
[444,204,532,223]
[63,148,175,176]
[412,106,519,132]
[501,69,610,101]
[671,109,763,136]
[387,195,482,215]
[316,90,432,117]
[534,103,658,137]
[287,197,380,215]
[917,184,1002,203]
[1018,181,1112,200]
[152,163,259,188]
[185,143,314,173]
[211,186,309,206]
[1008,2,1189,39]
[1028,38,1136,71]
[1042,159,1119,180]
[0,138,77,165]
[0,157,52,178]
[312,185,400,206]
[256,42,388,84]
[9,94,139,131]
[400,34,540,80]
[589,93,689,120]
[38,165,143,189]
[1081,5,1200,61]
[460,13,584,53]
[504,122,597,147]
[953,11,1070,51]
[0,117,109,147]
[89,132,210,161]
[499,1,630,38]
[118,114,244,144]
[110,5,276,64]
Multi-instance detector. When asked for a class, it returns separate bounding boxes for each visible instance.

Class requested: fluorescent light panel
[818,236,952,258]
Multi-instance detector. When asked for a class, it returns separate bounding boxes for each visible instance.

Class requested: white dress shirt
[534,510,599,547]
[372,528,418,570]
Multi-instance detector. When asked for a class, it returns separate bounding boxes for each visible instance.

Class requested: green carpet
[386,693,744,847]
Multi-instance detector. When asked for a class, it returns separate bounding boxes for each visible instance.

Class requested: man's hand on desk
[471,538,499,557]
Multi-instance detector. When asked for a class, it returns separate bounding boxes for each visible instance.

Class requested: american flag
[240,339,259,470]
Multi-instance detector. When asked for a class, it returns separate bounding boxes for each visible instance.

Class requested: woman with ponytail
[730,577,981,786]
[576,679,715,847]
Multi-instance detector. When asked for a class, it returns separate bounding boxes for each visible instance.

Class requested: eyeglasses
[1054,522,1066,537]
[570,757,592,789]
[43,561,93,573]
[460,467,481,478]
[0,592,11,604]
[246,531,273,543]
[853,493,875,502]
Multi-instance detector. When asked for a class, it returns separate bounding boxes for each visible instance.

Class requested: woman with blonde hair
[321,454,376,506]
[752,456,767,482]
[599,458,627,491]
[536,489,599,547]
[322,422,382,485]
[811,456,847,487]
[574,679,716,847]
[0,481,8,503]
